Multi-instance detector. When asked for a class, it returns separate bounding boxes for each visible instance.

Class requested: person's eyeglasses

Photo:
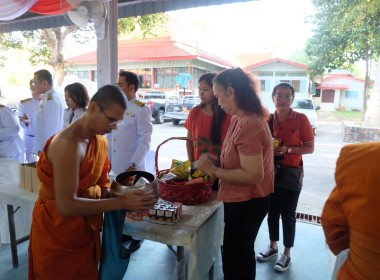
[99,106,124,126]
[274,95,293,101]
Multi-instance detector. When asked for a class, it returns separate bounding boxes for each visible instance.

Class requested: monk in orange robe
[28,85,156,280]
[321,142,380,280]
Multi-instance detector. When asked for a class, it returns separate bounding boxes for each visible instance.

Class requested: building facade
[65,37,234,96]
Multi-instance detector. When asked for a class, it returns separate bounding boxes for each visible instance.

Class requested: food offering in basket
[157,158,214,205]
[111,170,160,199]
[159,159,209,185]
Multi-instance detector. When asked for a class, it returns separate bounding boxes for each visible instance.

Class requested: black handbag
[274,164,303,190]
[270,114,303,191]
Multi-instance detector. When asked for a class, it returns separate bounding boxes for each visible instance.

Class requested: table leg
[7,204,18,268]
[166,245,185,280]
[208,263,214,280]
[177,246,185,280]
[7,204,30,268]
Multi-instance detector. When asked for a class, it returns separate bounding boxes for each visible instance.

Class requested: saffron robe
[28,135,111,280]
[321,142,380,280]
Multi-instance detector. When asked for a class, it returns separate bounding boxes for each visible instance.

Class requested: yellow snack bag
[170,159,191,180]
[191,169,206,178]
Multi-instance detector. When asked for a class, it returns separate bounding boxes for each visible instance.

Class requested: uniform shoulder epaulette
[135,100,145,107]
[47,93,52,100]
[21,98,32,103]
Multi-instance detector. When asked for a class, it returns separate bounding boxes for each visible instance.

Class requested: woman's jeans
[267,187,301,248]
[222,195,270,280]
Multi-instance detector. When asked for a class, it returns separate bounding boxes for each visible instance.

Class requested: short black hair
[119,71,139,92]
[34,69,53,86]
[64,82,90,109]
[90,84,127,110]
[271,83,295,97]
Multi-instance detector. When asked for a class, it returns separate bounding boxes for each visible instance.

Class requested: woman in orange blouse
[184,72,231,190]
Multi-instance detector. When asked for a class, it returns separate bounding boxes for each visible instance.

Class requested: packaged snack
[173,202,182,220]
[168,207,178,222]
[122,175,136,186]
[149,208,157,223]
[126,211,142,221]
[272,138,283,148]
[156,209,165,224]
[170,159,191,180]
[164,209,175,225]
[191,168,206,178]
[134,176,150,187]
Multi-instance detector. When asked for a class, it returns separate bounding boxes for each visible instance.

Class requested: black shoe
[121,235,133,243]
[274,253,291,272]
[257,247,278,261]
[129,239,144,253]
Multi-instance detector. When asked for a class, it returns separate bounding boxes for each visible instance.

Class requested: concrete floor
[0,220,332,280]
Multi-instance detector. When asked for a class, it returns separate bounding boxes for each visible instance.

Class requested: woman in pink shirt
[197,68,274,280]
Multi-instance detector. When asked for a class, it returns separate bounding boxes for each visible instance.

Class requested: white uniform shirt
[107,98,152,175]
[34,89,66,154]
[0,105,25,163]
[18,97,40,160]
[63,107,86,128]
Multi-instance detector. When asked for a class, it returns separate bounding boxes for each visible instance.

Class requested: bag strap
[269,113,274,136]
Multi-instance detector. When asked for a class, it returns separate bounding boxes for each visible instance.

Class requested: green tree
[306,0,380,112]
[0,13,167,86]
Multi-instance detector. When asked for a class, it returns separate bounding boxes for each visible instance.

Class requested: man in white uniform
[108,71,153,252]
[32,69,66,155]
[0,100,24,163]
[0,96,29,245]
[18,80,43,162]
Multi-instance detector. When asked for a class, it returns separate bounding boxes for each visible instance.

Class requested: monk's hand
[195,154,215,177]
[101,187,110,199]
[120,189,157,213]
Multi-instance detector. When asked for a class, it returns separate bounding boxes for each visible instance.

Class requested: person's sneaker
[256,247,278,261]
[274,253,291,272]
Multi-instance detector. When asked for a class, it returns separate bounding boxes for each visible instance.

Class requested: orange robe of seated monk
[28,135,111,280]
[321,142,380,280]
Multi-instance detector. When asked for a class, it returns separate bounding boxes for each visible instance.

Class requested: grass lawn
[331,111,363,121]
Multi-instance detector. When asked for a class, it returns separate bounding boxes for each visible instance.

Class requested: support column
[97,1,118,87]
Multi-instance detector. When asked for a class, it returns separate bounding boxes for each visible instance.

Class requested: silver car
[291,98,320,135]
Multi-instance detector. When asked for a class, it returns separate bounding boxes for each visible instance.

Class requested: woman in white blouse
[63,83,89,128]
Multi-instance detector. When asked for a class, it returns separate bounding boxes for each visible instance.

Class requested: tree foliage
[306,0,380,76]
[306,0,380,111]
[0,13,167,86]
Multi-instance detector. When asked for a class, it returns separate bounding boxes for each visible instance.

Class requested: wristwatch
[286,147,292,154]
[130,162,136,168]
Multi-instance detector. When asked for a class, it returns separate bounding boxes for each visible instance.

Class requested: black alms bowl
[111,171,160,199]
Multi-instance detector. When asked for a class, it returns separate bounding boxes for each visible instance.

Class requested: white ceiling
[0,0,256,33]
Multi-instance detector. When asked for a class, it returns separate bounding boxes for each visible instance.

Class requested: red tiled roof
[316,84,349,90]
[321,73,369,84]
[244,58,307,70]
[65,36,235,68]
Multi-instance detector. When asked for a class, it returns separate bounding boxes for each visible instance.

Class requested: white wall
[323,76,364,111]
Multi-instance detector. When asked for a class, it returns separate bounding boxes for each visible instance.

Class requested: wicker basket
[155,137,214,205]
